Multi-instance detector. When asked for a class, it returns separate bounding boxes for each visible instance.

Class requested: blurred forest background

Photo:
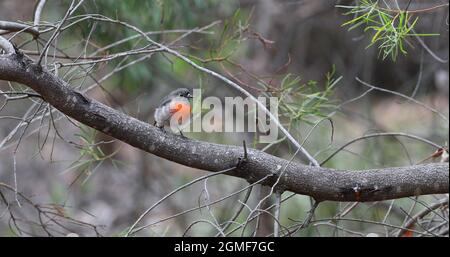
[0,0,448,236]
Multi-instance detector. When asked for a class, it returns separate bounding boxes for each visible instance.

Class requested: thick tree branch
[0,52,448,202]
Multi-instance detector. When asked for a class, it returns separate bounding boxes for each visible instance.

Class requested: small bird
[154,88,193,133]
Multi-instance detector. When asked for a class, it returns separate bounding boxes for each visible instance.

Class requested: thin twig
[356,77,448,123]
[33,0,47,32]
[125,166,237,236]
[290,200,320,235]
[37,0,84,66]
[0,21,39,37]
[215,186,253,236]
[133,174,275,235]
[320,132,443,165]
[273,191,281,237]
[183,219,226,237]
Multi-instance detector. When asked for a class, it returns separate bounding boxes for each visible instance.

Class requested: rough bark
[0,52,448,202]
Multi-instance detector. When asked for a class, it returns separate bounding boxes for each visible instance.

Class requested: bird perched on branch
[154,88,193,133]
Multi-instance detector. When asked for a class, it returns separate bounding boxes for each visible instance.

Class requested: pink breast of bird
[154,98,191,127]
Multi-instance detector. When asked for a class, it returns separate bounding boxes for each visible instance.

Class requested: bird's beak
[187,93,193,99]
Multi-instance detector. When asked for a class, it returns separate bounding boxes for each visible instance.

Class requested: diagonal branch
[0,49,448,202]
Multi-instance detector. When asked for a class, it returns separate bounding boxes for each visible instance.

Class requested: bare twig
[133,174,274,235]
[0,21,39,37]
[183,219,226,237]
[320,132,443,165]
[37,0,84,66]
[290,200,320,235]
[356,77,448,123]
[126,166,237,236]
[380,3,449,14]
[0,182,102,236]
[33,0,47,32]
[273,191,281,237]
[0,102,41,149]
[215,186,253,236]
